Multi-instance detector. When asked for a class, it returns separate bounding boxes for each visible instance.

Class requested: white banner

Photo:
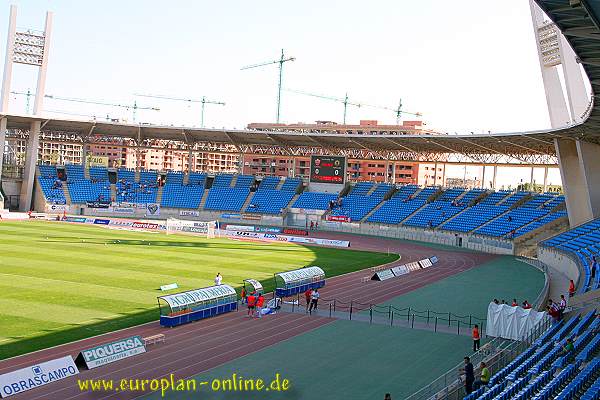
[0,356,79,398]
[145,203,160,217]
[486,303,549,341]
[45,204,67,213]
[79,336,146,370]
[221,230,350,248]
[391,265,409,276]
[112,207,135,214]
[225,225,255,232]
[179,210,200,217]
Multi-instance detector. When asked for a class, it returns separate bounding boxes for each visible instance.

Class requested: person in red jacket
[247,292,256,317]
[472,324,480,352]
[255,294,265,318]
[568,280,575,297]
[304,288,313,312]
[240,287,246,304]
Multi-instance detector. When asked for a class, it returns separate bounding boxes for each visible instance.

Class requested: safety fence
[405,317,553,400]
[288,294,486,335]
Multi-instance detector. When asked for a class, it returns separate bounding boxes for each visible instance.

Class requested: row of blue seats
[555,358,599,399]
[246,189,295,214]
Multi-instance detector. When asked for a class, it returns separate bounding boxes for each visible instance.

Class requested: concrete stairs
[135,169,140,183]
[84,166,90,180]
[399,202,428,225]
[241,191,256,212]
[365,183,377,196]
[156,185,164,205]
[198,189,210,210]
[436,206,471,229]
[467,208,511,234]
[109,184,116,203]
[361,200,386,222]
[427,187,444,202]
[286,193,301,210]
[229,174,238,188]
[183,172,190,185]
[514,217,569,257]
[275,177,285,190]
[63,180,72,205]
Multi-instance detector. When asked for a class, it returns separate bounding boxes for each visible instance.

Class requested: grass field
[0,220,398,359]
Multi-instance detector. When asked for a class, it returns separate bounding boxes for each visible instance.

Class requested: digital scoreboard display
[310,155,346,184]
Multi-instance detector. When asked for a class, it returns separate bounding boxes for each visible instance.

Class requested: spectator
[592,257,599,279]
[547,299,560,321]
[511,299,518,307]
[240,287,246,304]
[559,294,567,317]
[501,300,506,305]
[568,280,575,297]
[214,273,223,286]
[522,300,532,309]
[310,221,314,230]
[461,357,475,395]
[315,221,319,230]
[561,338,574,356]
[473,362,490,390]
[309,288,320,313]
[384,394,392,400]
[304,288,312,312]
[493,299,499,305]
[472,324,480,352]
[247,292,256,318]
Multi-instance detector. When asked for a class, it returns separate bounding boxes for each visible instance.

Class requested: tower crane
[10,91,160,121]
[286,89,422,124]
[241,49,295,123]
[134,93,225,127]
[285,89,362,124]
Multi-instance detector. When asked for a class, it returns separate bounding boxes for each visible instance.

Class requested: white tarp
[486,303,549,341]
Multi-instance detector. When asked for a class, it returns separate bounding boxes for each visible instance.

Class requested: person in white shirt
[215,273,222,286]
[308,288,320,313]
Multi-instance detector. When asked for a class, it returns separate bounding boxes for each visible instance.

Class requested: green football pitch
[0,220,398,359]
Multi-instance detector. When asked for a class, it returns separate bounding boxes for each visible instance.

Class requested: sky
[0,0,581,186]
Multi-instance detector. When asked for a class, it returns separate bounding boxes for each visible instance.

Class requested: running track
[0,232,497,399]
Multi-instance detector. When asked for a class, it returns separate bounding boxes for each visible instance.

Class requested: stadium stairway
[398,201,430,225]
[84,166,90,180]
[360,199,387,222]
[241,191,256,212]
[198,188,210,210]
[514,217,569,257]
[437,205,474,229]
[229,174,238,187]
[62,182,72,205]
[109,183,116,203]
[274,177,285,190]
[156,185,164,204]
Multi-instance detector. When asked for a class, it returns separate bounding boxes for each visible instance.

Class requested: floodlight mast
[241,49,295,123]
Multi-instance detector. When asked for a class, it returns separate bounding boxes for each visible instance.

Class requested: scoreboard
[310,155,346,184]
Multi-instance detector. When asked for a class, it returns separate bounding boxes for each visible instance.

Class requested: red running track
[0,232,496,400]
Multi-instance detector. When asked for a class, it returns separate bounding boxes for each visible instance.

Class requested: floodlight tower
[0,5,53,211]
[529,0,588,127]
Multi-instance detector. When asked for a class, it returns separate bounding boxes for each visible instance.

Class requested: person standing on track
[309,288,320,313]
[255,293,265,318]
[247,292,256,318]
[472,324,480,352]
[304,288,312,312]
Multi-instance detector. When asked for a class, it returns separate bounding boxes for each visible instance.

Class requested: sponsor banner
[76,336,146,370]
[159,285,237,309]
[87,155,108,168]
[113,207,135,214]
[283,228,308,236]
[221,213,241,220]
[225,225,255,232]
[160,283,179,291]
[242,214,262,221]
[391,265,409,276]
[132,222,159,230]
[93,219,110,225]
[86,201,111,209]
[179,210,200,217]
[145,203,160,217]
[429,256,439,264]
[255,227,282,233]
[373,269,395,281]
[326,215,350,223]
[108,220,133,227]
[65,216,87,223]
[222,230,350,248]
[285,236,350,248]
[418,259,433,269]
[405,262,421,272]
[45,204,67,213]
[0,356,79,398]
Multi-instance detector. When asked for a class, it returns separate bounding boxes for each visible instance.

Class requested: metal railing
[405,317,553,400]
[288,294,486,335]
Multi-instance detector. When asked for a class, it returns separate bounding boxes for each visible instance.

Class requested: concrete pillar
[530,166,535,190]
[19,121,40,211]
[543,167,549,192]
[576,140,600,218]
[0,117,7,181]
[492,165,498,190]
[187,148,193,173]
[392,163,396,184]
[555,138,600,226]
[481,165,486,189]
[291,157,296,178]
[81,143,88,167]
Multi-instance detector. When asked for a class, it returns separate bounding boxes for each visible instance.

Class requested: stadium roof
[1,0,599,164]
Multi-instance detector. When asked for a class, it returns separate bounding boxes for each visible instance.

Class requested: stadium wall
[537,246,581,287]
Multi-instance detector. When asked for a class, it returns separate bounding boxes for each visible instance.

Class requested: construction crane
[134,93,225,127]
[241,49,295,123]
[287,89,422,124]
[285,89,362,124]
[10,91,160,121]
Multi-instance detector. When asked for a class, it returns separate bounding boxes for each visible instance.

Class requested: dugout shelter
[274,266,325,297]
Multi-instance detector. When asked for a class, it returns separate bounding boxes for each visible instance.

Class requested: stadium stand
[212,174,233,187]
[89,166,108,181]
[246,177,300,214]
[403,200,464,228]
[161,171,205,209]
[258,176,280,190]
[204,187,250,211]
[280,177,302,192]
[441,204,509,233]
[37,165,66,204]
[292,191,338,210]
[542,217,600,293]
